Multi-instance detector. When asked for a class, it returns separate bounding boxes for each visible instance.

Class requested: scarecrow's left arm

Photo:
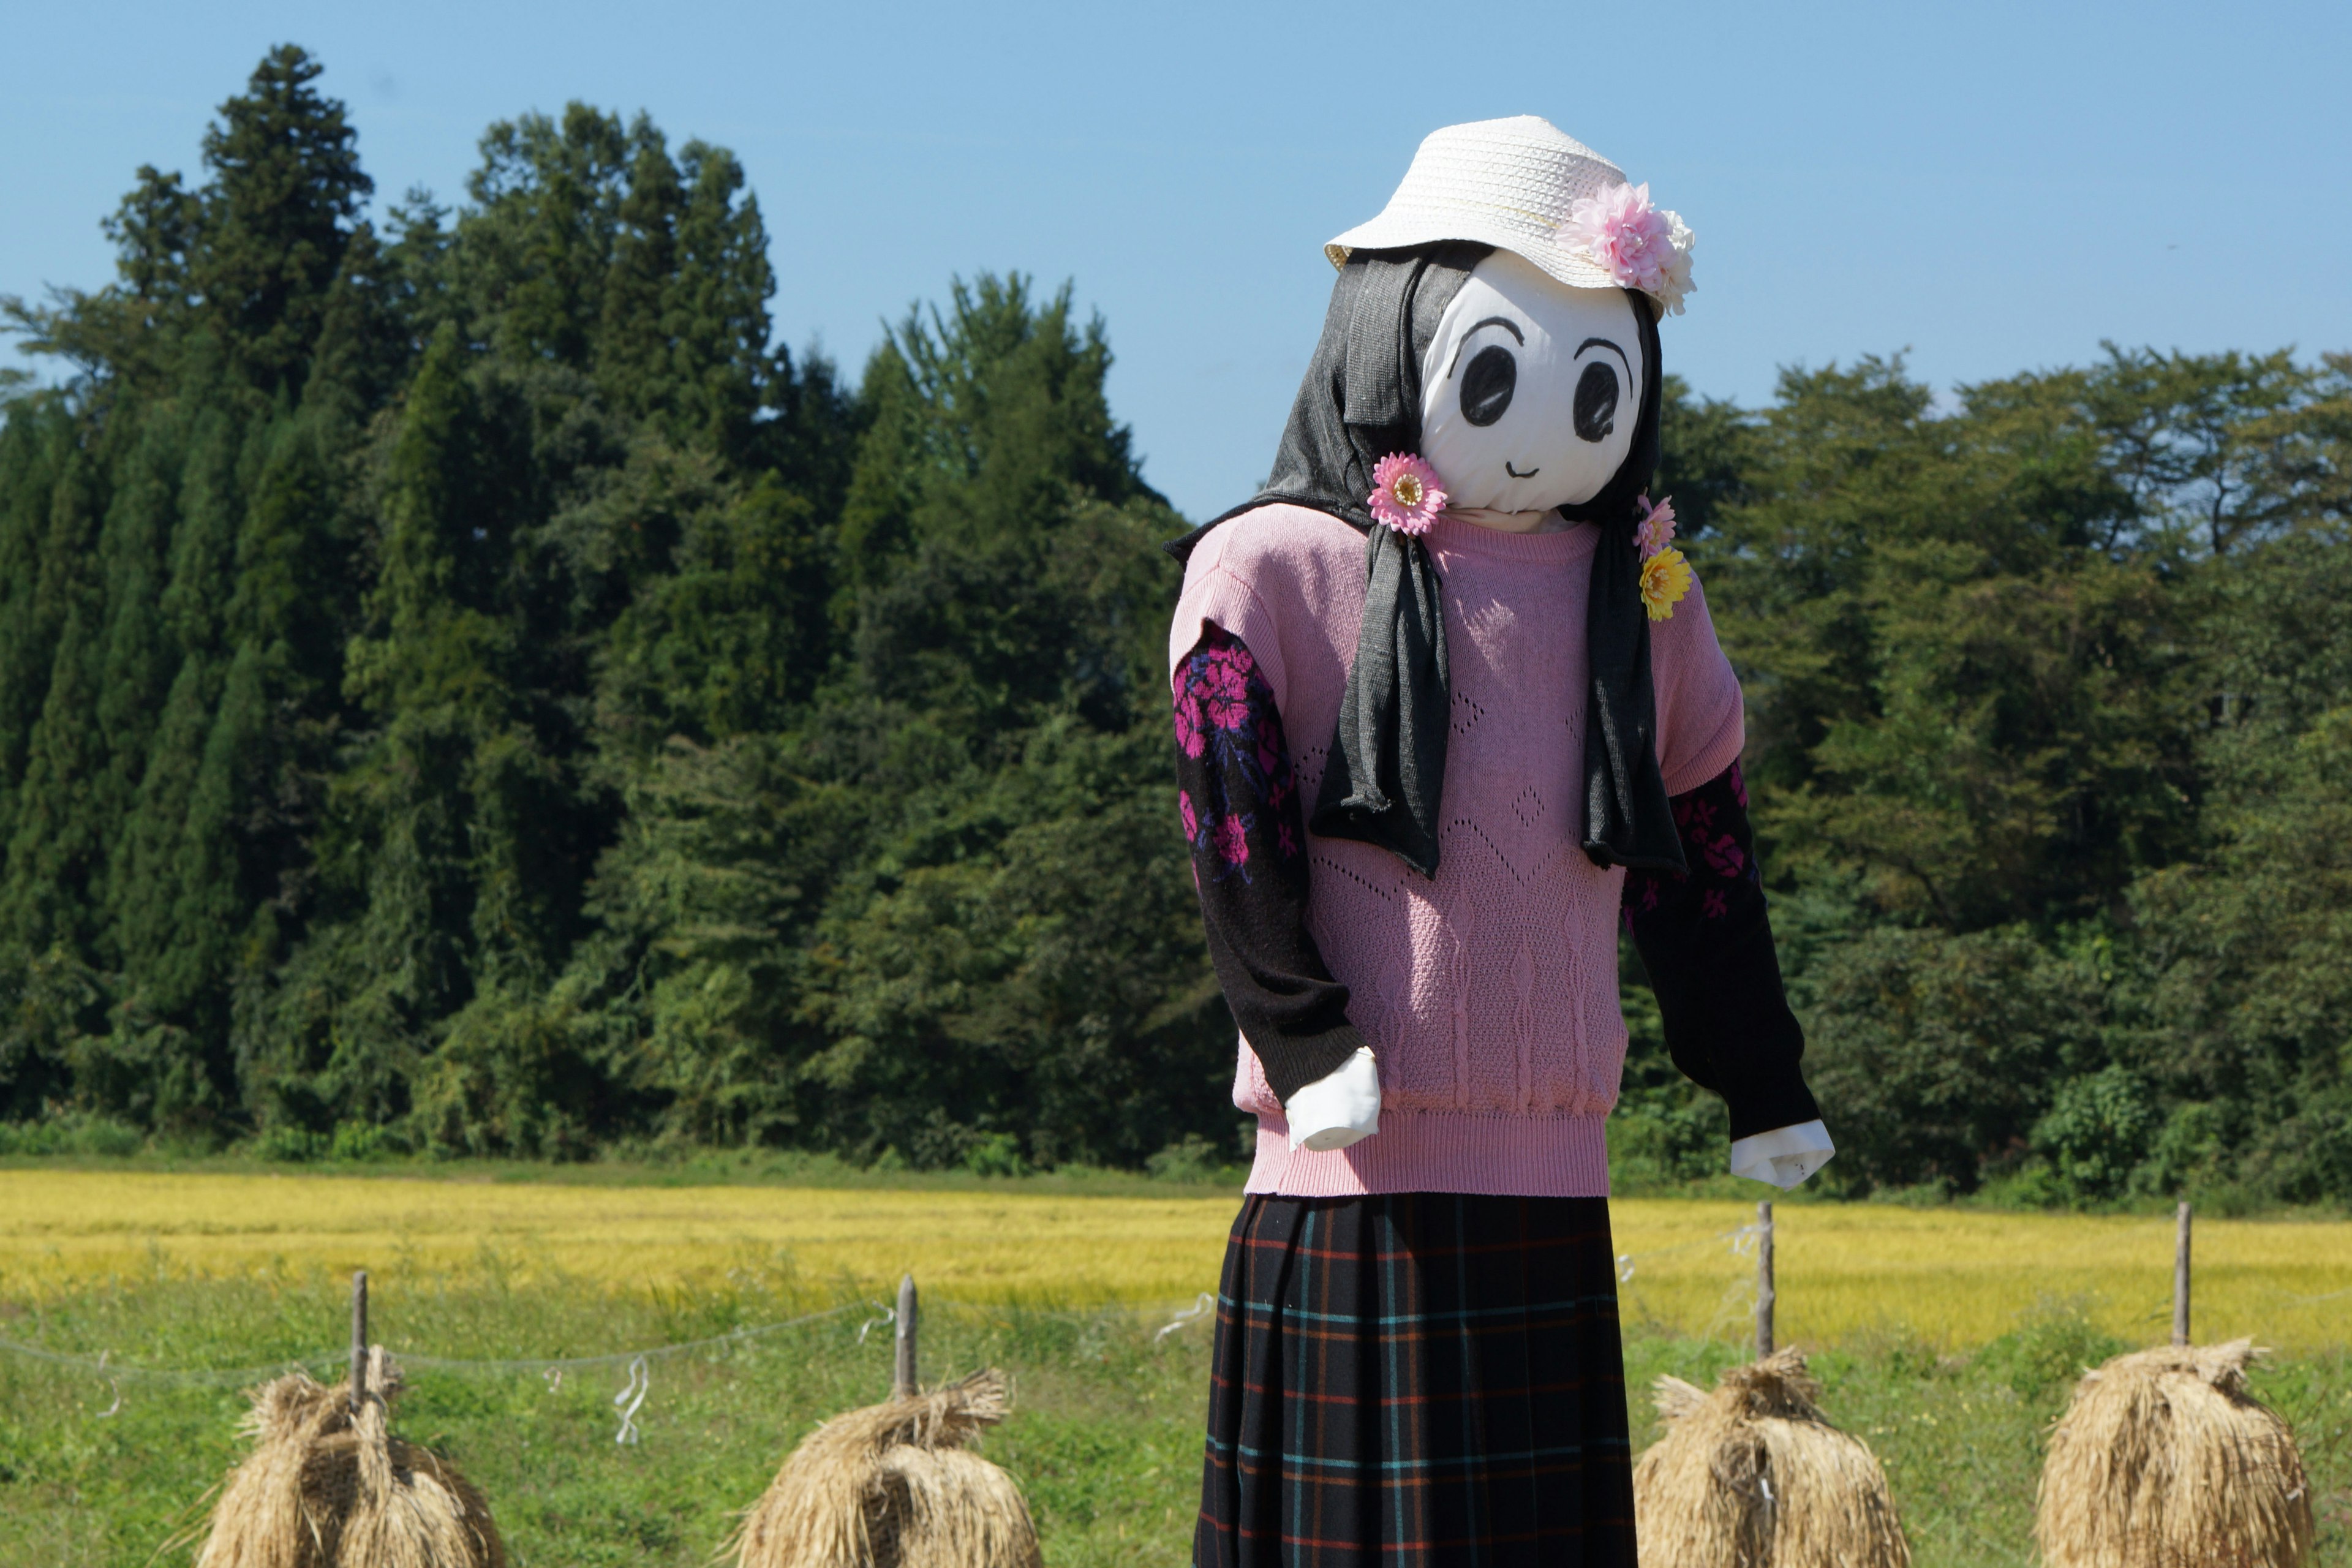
[1621,759,1832,1188]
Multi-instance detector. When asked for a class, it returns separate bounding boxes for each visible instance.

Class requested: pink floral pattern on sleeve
[1174,626,1303,887]
[1621,760,1761,930]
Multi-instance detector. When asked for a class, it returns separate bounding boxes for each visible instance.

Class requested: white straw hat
[1327,116,1695,316]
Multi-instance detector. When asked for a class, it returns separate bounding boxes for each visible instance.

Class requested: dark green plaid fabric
[1195,1193,1635,1568]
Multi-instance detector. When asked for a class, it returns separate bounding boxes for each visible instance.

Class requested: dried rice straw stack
[2036,1338,2313,1568]
[191,1346,505,1568]
[1633,1348,1910,1568]
[729,1368,1041,1568]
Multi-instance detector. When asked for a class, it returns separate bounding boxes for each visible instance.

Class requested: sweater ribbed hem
[1244,1109,1610,1197]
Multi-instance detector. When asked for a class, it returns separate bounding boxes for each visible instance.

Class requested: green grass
[2,1273,2346,1567]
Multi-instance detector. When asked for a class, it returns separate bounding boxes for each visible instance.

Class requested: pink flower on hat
[1368,453,1446,535]
[1561,182,1696,316]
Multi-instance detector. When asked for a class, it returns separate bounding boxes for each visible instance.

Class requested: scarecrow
[1168,116,1831,1566]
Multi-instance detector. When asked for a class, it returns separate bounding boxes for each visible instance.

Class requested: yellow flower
[1640,546,1693,621]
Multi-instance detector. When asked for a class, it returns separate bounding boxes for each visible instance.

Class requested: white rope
[856,1303,895,1345]
[1155,1292,1216,1343]
[1616,1222,1762,1283]
[612,1355,649,1446]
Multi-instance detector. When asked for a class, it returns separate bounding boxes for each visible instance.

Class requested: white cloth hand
[1730,1120,1835,1189]
[1285,1047,1382,1152]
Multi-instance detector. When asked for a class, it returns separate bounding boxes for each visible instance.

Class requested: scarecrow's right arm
[1172,624,1374,1144]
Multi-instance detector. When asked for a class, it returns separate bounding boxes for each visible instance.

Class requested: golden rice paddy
[3,1170,2347,1349]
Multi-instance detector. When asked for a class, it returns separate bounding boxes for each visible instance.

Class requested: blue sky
[5,1,2346,521]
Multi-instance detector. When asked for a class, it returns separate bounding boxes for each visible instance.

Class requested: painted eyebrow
[1575,336,1630,375]
[1446,315,1526,379]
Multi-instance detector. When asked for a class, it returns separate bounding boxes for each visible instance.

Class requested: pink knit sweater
[1169,503,1746,1197]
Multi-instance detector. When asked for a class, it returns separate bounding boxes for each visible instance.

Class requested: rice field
[3,1169,2349,1567]
[5,1169,2350,1350]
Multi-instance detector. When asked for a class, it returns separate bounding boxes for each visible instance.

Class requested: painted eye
[1574,361,1619,443]
[1460,344,1517,428]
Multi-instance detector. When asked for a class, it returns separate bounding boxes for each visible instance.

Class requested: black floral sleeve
[1174,624,1366,1104]
[1621,760,1822,1140]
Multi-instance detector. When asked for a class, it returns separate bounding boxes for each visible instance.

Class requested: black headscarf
[1166,244,1686,878]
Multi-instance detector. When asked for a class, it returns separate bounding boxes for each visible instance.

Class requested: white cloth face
[1282,1046,1382,1152]
[1728,1119,1836,1189]
[1418,249,1647,514]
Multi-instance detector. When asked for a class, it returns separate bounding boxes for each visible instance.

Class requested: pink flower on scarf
[1634,494,1678,559]
[1368,453,1446,536]
[1215,816,1250,868]
[1179,789,1199,841]
[1561,182,1696,316]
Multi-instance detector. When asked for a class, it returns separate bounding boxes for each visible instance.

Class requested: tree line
[2,48,2346,1203]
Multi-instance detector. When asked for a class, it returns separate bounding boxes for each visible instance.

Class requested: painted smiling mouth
[1505,461,1540,478]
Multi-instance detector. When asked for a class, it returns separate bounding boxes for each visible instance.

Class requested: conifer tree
[460,106,631,369]
[0,405,75,855]
[595,120,683,426]
[108,380,243,998]
[339,323,502,1024]
[189,45,371,397]
[0,453,109,957]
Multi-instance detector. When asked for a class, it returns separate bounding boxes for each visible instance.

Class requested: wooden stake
[1755,1200,1776,1360]
[2174,1201,2192,1348]
[349,1270,369,1412]
[894,1272,919,1400]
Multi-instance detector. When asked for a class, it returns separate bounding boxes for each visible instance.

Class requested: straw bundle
[192,1348,505,1568]
[730,1368,1041,1568]
[2036,1338,2313,1568]
[1632,1348,1909,1568]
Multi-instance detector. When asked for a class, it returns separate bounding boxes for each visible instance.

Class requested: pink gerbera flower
[1368,453,1446,536]
[1634,494,1678,559]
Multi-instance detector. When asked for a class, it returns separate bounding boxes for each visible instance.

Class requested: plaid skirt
[1195,1193,1635,1568]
